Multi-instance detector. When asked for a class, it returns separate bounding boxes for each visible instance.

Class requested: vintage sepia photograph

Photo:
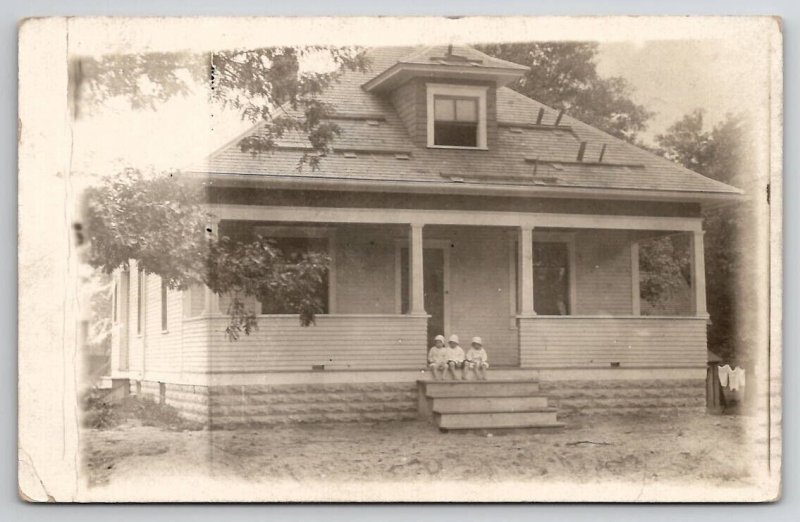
[17,16,782,502]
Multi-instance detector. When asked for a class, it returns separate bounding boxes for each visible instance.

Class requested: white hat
[448,334,459,344]
[434,334,445,342]
[472,336,483,345]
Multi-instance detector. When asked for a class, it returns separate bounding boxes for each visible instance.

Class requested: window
[511,236,575,316]
[533,242,571,315]
[136,268,145,335]
[433,96,479,147]
[427,84,487,149]
[112,280,118,323]
[160,280,168,331]
[259,237,330,315]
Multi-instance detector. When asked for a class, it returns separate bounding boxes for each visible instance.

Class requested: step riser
[432,396,549,413]
[437,411,560,429]
[425,383,541,398]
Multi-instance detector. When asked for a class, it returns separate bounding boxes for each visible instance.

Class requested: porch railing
[519,316,708,368]
[181,314,428,373]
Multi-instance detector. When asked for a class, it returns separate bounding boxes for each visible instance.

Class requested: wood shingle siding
[389,79,424,145]
[519,316,707,368]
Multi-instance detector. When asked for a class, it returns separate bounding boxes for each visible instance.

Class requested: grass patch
[82,389,203,431]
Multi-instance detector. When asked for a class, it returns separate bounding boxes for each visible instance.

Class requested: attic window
[427,84,487,149]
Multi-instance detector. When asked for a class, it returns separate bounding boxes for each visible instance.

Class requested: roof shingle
[196,46,741,198]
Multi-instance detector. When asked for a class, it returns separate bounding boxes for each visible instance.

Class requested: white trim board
[210,204,704,232]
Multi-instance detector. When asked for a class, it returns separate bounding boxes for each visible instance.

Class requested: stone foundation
[540,379,706,416]
[133,380,418,427]
[130,377,706,426]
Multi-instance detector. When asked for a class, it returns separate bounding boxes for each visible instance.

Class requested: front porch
[113,203,712,426]
[176,202,709,376]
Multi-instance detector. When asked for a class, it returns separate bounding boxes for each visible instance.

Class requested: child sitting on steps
[427,334,447,380]
[465,336,489,380]
[444,334,466,380]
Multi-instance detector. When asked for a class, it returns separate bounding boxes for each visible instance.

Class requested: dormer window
[427,84,487,149]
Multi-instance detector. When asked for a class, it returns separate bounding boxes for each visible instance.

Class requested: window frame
[426,84,488,150]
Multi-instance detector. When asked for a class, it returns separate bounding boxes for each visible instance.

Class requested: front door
[400,246,448,347]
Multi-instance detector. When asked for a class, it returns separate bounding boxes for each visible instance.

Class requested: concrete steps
[417,380,563,431]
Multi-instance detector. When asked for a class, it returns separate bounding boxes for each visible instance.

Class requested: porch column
[691,230,708,317]
[203,219,220,315]
[409,223,426,315]
[518,225,535,316]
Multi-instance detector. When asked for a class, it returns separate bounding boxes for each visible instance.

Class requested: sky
[595,39,759,144]
[70,38,766,176]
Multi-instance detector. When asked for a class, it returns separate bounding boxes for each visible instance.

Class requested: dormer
[362,45,528,150]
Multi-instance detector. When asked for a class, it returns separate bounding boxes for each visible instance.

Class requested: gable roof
[194,46,742,202]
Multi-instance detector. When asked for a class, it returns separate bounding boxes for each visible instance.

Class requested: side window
[112,280,118,324]
[160,280,168,331]
[136,268,145,334]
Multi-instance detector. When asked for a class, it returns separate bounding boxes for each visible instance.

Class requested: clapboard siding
[180,315,427,372]
[519,316,707,368]
[126,264,143,373]
[574,230,633,315]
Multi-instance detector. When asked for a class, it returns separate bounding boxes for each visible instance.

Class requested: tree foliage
[653,110,755,361]
[84,170,330,336]
[477,42,653,142]
[72,46,369,168]
[75,46,367,336]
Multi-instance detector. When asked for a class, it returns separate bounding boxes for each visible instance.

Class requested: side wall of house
[142,277,184,377]
[122,265,185,380]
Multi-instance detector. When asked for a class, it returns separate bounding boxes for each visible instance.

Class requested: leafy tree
[477,42,653,142]
[83,169,330,336]
[74,47,368,336]
[653,110,756,361]
[72,46,369,168]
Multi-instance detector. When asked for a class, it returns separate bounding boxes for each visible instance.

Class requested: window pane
[533,242,570,315]
[434,121,478,147]
[434,97,455,121]
[455,98,478,122]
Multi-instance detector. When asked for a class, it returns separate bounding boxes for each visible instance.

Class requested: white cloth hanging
[718,364,732,387]
[729,367,746,392]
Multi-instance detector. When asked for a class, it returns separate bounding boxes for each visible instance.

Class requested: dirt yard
[83,408,761,490]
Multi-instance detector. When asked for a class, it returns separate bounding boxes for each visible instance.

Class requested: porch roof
[190,46,743,202]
